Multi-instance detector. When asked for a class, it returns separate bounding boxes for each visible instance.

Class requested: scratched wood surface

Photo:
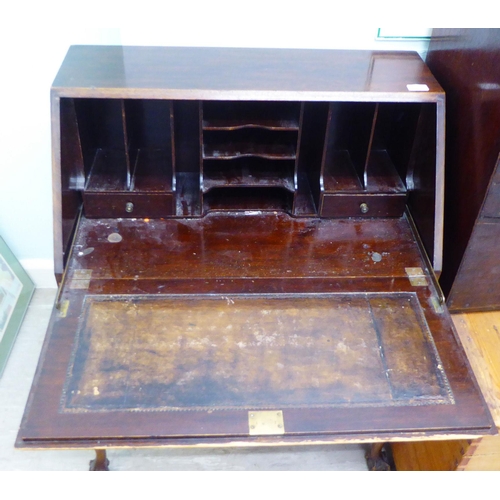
[66,213,425,281]
[17,213,494,447]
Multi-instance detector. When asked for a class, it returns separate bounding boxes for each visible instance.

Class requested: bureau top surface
[52,45,444,101]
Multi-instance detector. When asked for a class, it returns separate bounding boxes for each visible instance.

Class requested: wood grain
[392,439,471,471]
[453,312,500,427]
[392,310,500,470]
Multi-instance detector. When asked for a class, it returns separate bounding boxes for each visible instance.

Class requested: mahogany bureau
[16,46,495,470]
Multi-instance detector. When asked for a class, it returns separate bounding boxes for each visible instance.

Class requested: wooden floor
[392,310,500,470]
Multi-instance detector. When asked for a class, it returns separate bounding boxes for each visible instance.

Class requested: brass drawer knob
[360,202,369,214]
[125,202,134,213]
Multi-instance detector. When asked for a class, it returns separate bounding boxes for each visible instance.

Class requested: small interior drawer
[83,192,175,218]
[320,193,407,218]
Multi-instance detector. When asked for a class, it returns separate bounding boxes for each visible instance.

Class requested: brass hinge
[58,300,70,318]
[69,269,92,289]
[248,410,285,435]
[405,267,428,286]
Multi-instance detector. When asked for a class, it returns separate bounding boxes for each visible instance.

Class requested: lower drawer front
[83,192,175,218]
[320,193,406,218]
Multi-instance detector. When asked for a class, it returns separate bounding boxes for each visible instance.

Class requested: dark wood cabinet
[17,47,493,461]
[426,29,500,312]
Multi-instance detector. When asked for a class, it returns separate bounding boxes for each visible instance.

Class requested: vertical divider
[319,103,335,193]
[320,102,377,193]
[363,103,379,189]
[348,103,377,188]
[173,100,201,217]
[317,103,334,217]
[169,101,176,192]
[121,100,132,191]
[293,103,305,192]
[405,103,439,270]
[199,101,205,213]
[60,98,86,191]
[58,97,85,274]
[292,102,311,215]
[297,102,329,215]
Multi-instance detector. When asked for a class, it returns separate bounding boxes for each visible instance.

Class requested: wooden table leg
[89,449,110,471]
[365,443,392,471]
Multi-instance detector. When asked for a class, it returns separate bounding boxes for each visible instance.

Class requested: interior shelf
[85,148,174,193]
[322,150,364,192]
[200,101,301,214]
[365,150,407,193]
[85,149,129,192]
[202,158,295,192]
[202,101,301,131]
[322,150,406,194]
[130,148,174,192]
[202,129,298,160]
[203,187,294,213]
[202,143,297,161]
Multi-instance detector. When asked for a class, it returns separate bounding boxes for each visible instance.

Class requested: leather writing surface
[62,293,452,412]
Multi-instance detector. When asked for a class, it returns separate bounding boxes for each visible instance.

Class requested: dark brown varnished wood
[52,47,445,99]
[19,47,494,462]
[51,46,446,278]
[17,213,493,447]
[426,29,500,310]
[446,219,500,311]
[65,214,426,281]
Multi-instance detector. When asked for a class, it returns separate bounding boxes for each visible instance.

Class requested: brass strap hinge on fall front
[248,411,285,435]
[69,269,93,290]
[405,267,429,286]
[58,300,70,318]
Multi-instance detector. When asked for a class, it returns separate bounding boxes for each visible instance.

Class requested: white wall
[0,7,432,287]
